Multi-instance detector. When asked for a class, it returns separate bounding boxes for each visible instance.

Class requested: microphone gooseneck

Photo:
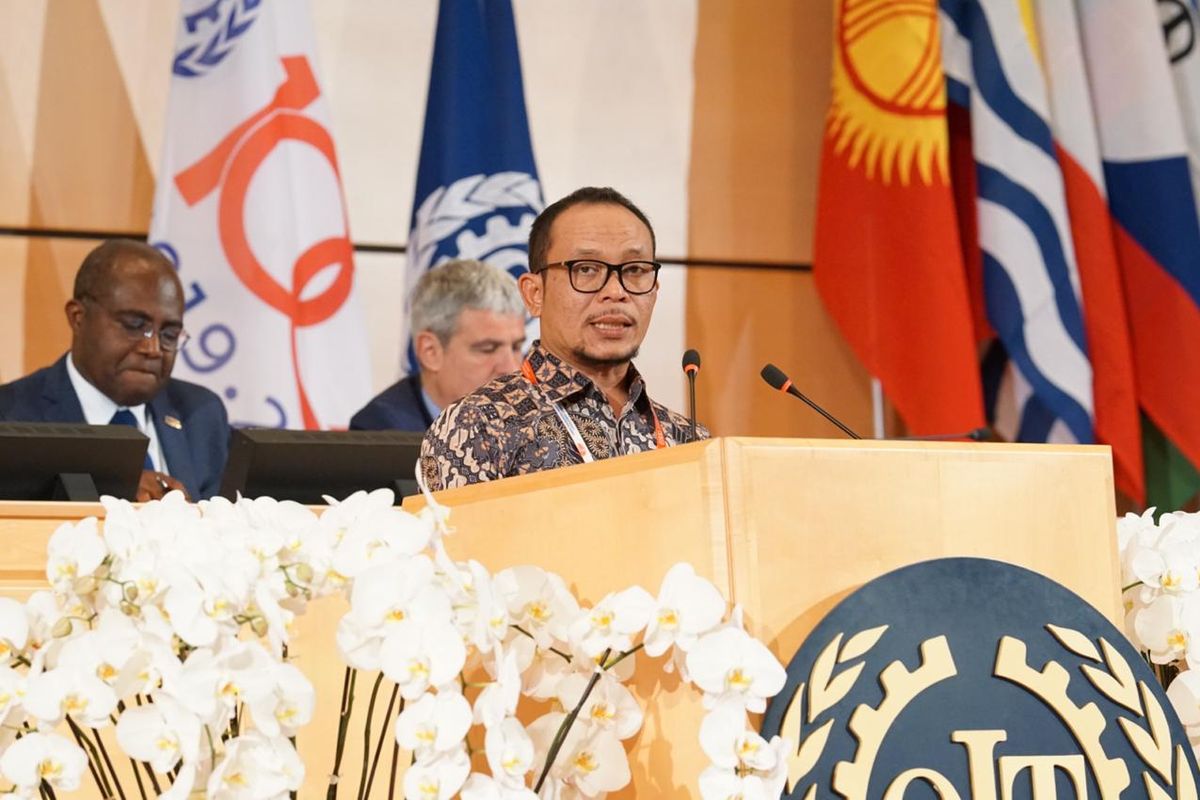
[759,362,862,439]
[682,349,701,442]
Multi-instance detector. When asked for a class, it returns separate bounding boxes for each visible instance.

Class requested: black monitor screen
[219,428,425,505]
[0,422,148,501]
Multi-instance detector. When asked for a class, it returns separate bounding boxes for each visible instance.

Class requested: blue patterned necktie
[109,409,154,470]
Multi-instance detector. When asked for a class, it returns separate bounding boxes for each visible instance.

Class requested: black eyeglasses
[538,260,661,295]
[79,295,190,352]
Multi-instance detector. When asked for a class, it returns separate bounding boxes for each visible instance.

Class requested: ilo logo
[173,56,353,430]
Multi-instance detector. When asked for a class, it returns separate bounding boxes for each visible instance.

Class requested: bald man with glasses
[420,186,708,491]
[0,239,230,500]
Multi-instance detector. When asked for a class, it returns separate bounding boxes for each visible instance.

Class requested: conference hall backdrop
[0,1,874,440]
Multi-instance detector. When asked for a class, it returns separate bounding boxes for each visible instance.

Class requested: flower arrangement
[1118,507,1200,757]
[0,487,790,799]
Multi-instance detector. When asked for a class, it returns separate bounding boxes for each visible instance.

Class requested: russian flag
[1077,0,1200,508]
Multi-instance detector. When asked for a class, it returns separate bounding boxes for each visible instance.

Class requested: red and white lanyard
[522,358,666,463]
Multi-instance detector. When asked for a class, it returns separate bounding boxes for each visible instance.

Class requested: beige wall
[0,0,867,437]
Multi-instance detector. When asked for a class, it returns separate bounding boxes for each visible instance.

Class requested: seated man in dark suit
[0,239,229,500]
[350,259,526,431]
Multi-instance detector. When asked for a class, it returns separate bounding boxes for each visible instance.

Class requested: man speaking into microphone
[420,187,708,491]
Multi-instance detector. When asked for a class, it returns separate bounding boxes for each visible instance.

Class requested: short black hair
[527,186,656,272]
[73,239,173,300]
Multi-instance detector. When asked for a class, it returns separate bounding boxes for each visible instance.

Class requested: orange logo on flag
[829,0,950,186]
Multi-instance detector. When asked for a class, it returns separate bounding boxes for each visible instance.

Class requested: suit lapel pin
[164,415,183,430]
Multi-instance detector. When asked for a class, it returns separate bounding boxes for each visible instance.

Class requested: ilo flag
[1077,0,1200,508]
[407,0,543,369]
[149,0,370,430]
[812,0,985,436]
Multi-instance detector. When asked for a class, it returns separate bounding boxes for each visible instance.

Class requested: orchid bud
[120,601,141,618]
[50,618,73,639]
[250,616,269,638]
[122,583,139,602]
[285,583,301,598]
[293,563,314,584]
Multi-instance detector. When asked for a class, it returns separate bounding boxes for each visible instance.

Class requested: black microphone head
[760,363,791,392]
[682,349,701,375]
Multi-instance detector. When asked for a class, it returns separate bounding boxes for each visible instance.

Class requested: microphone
[682,349,701,442]
[760,363,862,439]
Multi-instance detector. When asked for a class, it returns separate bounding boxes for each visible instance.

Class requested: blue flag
[407,0,543,369]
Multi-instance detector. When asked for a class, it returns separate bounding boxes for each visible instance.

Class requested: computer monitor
[0,422,149,501]
[219,428,426,505]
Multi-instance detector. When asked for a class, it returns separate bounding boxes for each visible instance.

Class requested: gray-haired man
[350,260,526,431]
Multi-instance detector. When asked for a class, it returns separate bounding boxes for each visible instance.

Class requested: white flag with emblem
[149,0,370,430]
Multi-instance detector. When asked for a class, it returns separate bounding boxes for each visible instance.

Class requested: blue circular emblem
[760,557,1200,798]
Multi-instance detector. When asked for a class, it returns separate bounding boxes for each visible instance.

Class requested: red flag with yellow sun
[813,0,984,435]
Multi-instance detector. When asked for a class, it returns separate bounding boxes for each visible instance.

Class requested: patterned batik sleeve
[420,399,504,491]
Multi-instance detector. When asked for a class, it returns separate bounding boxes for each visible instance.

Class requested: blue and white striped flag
[406,0,543,370]
[940,0,1095,446]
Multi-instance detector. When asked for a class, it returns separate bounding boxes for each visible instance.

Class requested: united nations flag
[405,0,544,372]
[760,557,1200,799]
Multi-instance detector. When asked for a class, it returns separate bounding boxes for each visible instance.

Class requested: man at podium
[421,186,707,491]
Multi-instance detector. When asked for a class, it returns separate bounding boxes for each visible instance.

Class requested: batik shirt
[420,341,709,491]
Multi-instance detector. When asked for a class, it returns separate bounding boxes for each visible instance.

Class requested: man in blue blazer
[0,239,229,500]
[351,259,526,432]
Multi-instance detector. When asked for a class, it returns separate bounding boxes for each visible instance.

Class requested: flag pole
[871,377,886,439]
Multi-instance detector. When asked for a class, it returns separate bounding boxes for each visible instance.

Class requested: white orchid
[46,517,106,592]
[242,661,315,739]
[698,703,790,798]
[484,716,535,788]
[379,619,467,700]
[1167,670,1200,738]
[325,490,433,578]
[0,600,28,668]
[0,732,86,793]
[568,586,654,659]
[3,490,799,799]
[555,671,643,740]
[474,648,522,728]
[687,627,787,713]
[495,567,579,649]
[446,559,510,654]
[114,693,201,773]
[1131,593,1200,665]
[528,712,631,797]
[644,563,726,658]
[23,659,117,728]
[206,732,304,800]
[394,691,473,758]
[402,745,471,800]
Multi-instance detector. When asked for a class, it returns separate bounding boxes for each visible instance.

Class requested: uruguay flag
[406,0,543,368]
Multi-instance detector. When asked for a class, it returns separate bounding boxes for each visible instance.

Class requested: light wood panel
[686,1,880,439]
[0,438,1121,796]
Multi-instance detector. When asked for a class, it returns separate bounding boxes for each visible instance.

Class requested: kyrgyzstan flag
[813,0,984,435]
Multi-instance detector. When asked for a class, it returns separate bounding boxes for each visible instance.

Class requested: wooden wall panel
[686,1,880,438]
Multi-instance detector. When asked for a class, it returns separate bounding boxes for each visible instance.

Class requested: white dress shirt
[66,355,169,474]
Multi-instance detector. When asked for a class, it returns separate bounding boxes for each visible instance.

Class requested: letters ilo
[880,730,1088,799]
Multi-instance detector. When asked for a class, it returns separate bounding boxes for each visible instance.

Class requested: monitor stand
[52,472,100,503]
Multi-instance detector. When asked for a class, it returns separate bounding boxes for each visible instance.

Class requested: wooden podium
[0,438,1120,798]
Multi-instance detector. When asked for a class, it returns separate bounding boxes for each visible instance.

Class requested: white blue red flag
[406,0,543,369]
[149,0,371,430]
